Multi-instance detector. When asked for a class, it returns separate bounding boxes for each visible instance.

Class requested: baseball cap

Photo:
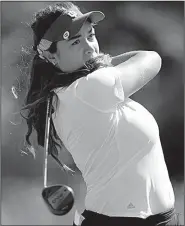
[35,9,105,53]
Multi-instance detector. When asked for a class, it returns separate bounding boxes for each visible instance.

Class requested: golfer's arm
[113,51,162,98]
[111,51,142,66]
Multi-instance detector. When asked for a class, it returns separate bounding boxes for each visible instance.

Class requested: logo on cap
[67,11,77,18]
[63,31,70,40]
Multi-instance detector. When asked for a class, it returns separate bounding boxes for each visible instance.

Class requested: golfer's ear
[43,51,58,65]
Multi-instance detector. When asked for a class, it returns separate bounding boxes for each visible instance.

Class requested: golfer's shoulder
[88,66,119,79]
[78,66,120,88]
[54,66,121,97]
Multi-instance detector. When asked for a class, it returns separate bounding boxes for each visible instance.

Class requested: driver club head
[42,184,75,215]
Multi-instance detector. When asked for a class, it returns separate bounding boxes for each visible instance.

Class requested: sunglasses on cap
[42,94,75,215]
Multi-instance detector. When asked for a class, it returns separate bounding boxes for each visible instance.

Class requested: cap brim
[82,11,105,24]
[69,11,105,39]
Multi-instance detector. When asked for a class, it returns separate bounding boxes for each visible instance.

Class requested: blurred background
[1,1,184,225]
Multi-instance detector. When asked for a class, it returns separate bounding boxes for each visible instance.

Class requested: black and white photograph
[1,1,184,225]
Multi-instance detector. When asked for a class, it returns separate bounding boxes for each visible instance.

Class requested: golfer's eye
[88,33,96,41]
[72,39,80,46]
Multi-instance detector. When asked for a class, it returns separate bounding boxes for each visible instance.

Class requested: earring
[52,61,57,66]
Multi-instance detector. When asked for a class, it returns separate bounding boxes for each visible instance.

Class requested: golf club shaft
[43,94,53,188]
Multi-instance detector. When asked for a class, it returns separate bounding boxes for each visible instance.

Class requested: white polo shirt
[52,67,175,220]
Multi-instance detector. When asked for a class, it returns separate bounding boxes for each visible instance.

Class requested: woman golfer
[22,2,179,226]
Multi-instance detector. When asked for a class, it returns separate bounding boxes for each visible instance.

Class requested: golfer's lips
[84,52,98,62]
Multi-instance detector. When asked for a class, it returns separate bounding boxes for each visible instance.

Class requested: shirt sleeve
[75,67,125,112]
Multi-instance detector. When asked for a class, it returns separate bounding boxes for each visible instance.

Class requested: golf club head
[42,184,75,215]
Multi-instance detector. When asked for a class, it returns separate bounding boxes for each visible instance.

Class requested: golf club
[42,94,75,215]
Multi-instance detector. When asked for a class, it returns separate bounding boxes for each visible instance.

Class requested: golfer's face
[56,21,99,72]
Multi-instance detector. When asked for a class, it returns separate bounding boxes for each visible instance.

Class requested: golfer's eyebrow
[68,27,94,41]
[68,34,81,41]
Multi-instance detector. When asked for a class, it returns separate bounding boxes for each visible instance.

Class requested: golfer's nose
[84,40,94,56]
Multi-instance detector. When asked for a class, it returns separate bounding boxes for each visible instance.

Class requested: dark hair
[21,2,112,174]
